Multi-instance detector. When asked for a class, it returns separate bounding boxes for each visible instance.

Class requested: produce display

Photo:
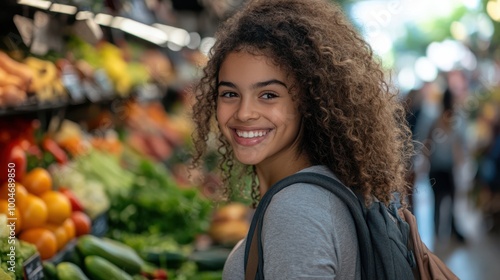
[0,2,252,280]
[0,105,244,279]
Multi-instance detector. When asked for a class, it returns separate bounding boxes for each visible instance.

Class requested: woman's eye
[261,92,278,99]
[220,92,238,98]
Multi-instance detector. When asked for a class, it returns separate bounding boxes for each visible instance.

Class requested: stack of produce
[0,167,92,261]
[67,37,151,98]
[24,56,67,104]
[0,50,74,108]
[0,51,33,108]
[43,234,168,280]
[0,217,38,280]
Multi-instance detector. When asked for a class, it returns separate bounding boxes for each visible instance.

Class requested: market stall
[0,1,252,279]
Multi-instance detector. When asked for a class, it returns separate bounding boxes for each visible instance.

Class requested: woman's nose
[235,98,259,121]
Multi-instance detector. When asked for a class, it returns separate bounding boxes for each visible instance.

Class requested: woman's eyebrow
[217,79,288,90]
[217,81,237,89]
[252,79,287,89]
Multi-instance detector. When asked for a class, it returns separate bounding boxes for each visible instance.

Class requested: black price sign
[23,253,44,280]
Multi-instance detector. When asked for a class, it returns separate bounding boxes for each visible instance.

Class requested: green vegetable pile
[0,238,37,280]
[108,159,212,244]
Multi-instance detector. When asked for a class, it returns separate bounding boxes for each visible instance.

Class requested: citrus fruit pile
[0,167,92,260]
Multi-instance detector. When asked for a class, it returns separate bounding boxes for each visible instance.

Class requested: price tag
[13,15,34,47]
[72,19,103,45]
[93,69,114,99]
[30,12,65,56]
[136,83,161,101]
[82,80,102,102]
[91,212,108,237]
[30,12,50,55]
[62,71,85,103]
[23,253,44,280]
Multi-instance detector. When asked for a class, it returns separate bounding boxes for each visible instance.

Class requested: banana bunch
[24,57,66,103]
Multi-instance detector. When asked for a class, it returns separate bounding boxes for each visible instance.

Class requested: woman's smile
[231,128,272,146]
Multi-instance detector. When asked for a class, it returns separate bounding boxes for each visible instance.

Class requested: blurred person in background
[424,87,467,243]
[477,117,500,232]
[403,88,424,212]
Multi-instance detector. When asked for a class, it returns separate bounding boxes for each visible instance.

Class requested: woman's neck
[255,153,311,195]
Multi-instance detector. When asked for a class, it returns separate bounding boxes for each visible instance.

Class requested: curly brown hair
[191,0,414,206]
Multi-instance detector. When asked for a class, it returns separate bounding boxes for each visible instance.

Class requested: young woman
[191,0,414,278]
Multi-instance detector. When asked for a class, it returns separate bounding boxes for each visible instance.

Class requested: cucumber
[43,262,58,280]
[85,256,133,280]
[77,235,144,275]
[56,262,90,280]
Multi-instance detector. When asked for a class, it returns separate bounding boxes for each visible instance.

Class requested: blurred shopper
[477,118,500,232]
[403,88,424,212]
[425,87,467,243]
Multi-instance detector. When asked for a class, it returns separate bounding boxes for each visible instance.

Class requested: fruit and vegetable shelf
[0,114,254,279]
[0,44,236,279]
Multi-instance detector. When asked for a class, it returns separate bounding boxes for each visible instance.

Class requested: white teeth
[237,130,268,138]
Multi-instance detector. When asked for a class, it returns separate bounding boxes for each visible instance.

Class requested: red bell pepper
[58,187,85,212]
[0,140,27,183]
[41,137,68,164]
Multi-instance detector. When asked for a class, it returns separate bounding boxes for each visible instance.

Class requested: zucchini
[85,256,133,280]
[56,262,90,280]
[77,235,144,275]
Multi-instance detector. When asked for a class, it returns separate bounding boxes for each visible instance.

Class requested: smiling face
[216,51,304,172]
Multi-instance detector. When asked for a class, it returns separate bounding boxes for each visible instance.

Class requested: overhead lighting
[76,11,94,20]
[199,37,216,56]
[49,3,77,15]
[153,23,190,47]
[113,17,168,46]
[94,13,114,26]
[17,0,51,9]
[187,32,201,49]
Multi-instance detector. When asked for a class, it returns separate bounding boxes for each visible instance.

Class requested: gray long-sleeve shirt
[222,165,360,279]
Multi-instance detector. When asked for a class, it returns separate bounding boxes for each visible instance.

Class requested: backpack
[244,172,458,280]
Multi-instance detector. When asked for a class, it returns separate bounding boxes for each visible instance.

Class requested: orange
[70,211,91,237]
[22,167,52,196]
[62,218,75,241]
[43,223,68,251]
[40,191,71,225]
[20,194,48,230]
[19,228,57,260]
[0,182,28,210]
[0,200,22,234]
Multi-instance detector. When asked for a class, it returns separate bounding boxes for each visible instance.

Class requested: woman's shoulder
[266,165,351,220]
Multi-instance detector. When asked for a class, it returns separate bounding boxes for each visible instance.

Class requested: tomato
[0,200,22,234]
[43,223,68,250]
[70,211,92,237]
[19,228,57,260]
[22,167,52,196]
[0,141,27,182]
[40,191,72,225]
[58,187,84,212]
[20,194,48,230]
[0,182,28,211]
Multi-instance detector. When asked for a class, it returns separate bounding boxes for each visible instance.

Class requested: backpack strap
[244,172,375,279]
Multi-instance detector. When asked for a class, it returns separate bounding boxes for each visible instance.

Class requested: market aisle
[413,174,500,280]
